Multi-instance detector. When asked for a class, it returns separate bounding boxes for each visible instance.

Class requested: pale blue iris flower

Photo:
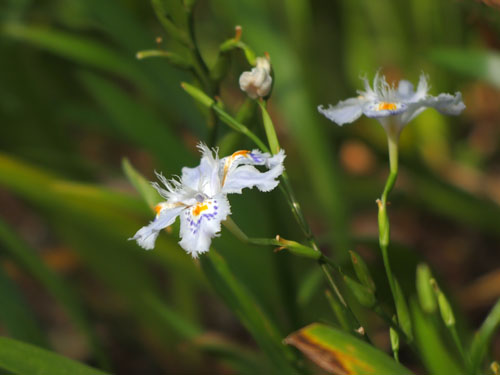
[131,143,285,258]
[318,72,465,134]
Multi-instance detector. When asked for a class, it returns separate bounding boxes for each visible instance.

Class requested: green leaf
[180,83,269,152]
[258,101,280,155]
[349,250,375,291]
[430,279,456,327]
[285,323,413,375]
[0,265,47,347]
[470,299,500,372]
[343,274,376,308]
[136,49,191,69]
[181,82,215,108]
[410,298,463,375]
[0,336,109,375]
[200,250,300,375]
[389,324,399,361]
[122,158,162,210]
[429,48,500,88]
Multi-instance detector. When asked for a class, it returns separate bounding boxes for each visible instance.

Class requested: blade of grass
[470,299,500,373]
[410,298,463,375]
[122,158,162,210]
[285,323,414,374]
[0,337,109,375]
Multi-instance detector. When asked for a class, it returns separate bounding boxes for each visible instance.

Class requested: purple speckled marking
[187,198,220,234]
[249,152,263,163]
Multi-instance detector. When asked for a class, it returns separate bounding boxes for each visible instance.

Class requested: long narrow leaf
[0,337,109,375]
[410,298,463,375]
[122,158,161,210]
[285,323,413,375]
[470,299,500,372]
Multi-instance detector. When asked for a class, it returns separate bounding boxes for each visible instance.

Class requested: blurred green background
[1,0,500,373]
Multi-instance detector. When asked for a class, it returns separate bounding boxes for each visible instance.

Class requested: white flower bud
[239,57,272,99]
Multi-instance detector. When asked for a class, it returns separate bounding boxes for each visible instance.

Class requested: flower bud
[239,57,272,99]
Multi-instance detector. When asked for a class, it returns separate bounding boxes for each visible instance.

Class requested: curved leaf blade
[470,298,500,372]
[410,299,463,375]
[285,323,413,375]
[0,337,109,375]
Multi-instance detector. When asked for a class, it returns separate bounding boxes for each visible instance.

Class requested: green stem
[450,326,471,372]
[211,106,269,152]
[378,128,400,308]
[374,304,418,352]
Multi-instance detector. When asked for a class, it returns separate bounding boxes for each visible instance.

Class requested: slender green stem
[450,326,471,372]
[374,305,417,352]
[211,106,269,152]
[378,128,400,307]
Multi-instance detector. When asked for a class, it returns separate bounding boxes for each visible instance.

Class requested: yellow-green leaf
[285,323,413,375]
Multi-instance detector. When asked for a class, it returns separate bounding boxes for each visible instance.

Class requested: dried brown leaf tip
[285,331,351,375]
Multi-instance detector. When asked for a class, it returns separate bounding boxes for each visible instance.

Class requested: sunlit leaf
[285,323,413,375]
[122,158,162,210]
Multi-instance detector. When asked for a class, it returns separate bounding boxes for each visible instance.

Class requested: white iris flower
[318,72,465,134]
[131,144,285,258]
